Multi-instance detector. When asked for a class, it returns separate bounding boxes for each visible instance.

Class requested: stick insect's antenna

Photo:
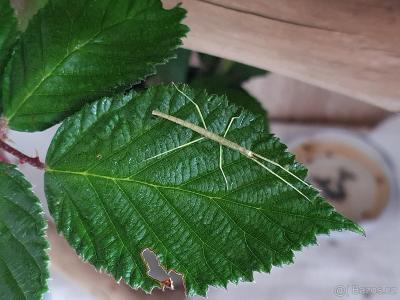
[252,153,312,188]
[248,156,311,201]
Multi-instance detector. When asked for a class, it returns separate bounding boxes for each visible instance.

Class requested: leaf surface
[45,84,362,296]
[0,162,49,299]
[2,0,187,131]
[0,0,17,69]
[0,0,18,112]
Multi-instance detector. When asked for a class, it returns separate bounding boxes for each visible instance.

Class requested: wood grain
[164,0,400,111]
[245,74,390,126]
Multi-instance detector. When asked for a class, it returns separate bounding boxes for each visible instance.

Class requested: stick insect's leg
[221,117,311,201]
[145,137,205,162]
[223,117,240,138]
[172,82,208,129]
[219,145,229,190]
[252,152,312,188]
[249,156,311,201]
[219,116,240,190]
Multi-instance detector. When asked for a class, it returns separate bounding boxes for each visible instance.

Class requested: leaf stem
[0,140,45,169]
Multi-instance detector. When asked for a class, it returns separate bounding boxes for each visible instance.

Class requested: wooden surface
[164,0,400,111]
[245,74,391,126]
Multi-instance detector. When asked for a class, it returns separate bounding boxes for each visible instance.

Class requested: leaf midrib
[49,167,313,280]
[111,179,200,287]
[51,168,264,277]
[46,168,336,225]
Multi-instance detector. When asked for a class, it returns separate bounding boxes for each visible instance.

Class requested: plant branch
[0,140,45,169]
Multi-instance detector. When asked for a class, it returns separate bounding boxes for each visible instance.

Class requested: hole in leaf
[141,248,183,291]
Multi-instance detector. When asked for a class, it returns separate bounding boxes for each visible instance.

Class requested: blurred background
[2,0,400,299]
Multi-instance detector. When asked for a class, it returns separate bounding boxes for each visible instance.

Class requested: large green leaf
[0,0,18,112]
[44,84,362,296]
[0,162,49,299]
[2,0,188,132]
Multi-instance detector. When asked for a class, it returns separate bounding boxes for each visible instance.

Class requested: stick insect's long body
[152,110,312,201]
[152,110,254,159]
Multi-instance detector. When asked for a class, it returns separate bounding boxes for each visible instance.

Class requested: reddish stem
[0,140,45,169]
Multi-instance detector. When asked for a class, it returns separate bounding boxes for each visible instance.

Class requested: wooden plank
[245,74,391,126]
[164,0,400,111]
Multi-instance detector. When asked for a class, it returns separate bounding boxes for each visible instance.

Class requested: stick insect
[148,83,313,201]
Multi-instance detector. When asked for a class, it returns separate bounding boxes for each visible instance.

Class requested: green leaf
[150,49,267,117]
[2,0,188,132]
[198,52,221,75]
[151,48,191,84]
[224,61,267,85]
[0,162,49,299]
[0,0,17,70]
[194,54,267,117]
[198,53,267,84]
[44,84,362,296]
[191,75,267,118]
[0,0,19,112]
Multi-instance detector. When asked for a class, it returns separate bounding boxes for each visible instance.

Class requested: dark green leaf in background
[152,49,268,118]
[151,48,191,84]
[0,162,49,300]
[45,84,362,296]
[198,53,266,84]
[198,52,220,75]
[2,0,188,131]
[223,61,267,86]
[191,75,266,118]
[0,0,19,113]
[193,54,267,117]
